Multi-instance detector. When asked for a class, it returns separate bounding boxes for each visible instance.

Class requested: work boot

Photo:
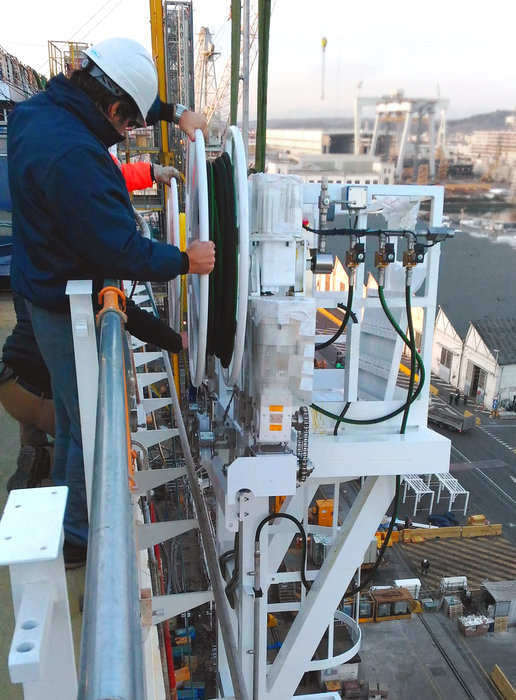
[6,445,51,493]
[63,540,88,570]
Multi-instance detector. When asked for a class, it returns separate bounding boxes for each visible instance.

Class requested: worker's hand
[180,330,188,349]
[178,110,209,142]
[185,240,215,275]
[153,164,182,185]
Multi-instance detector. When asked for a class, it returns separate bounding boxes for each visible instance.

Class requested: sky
[1,0,515,121]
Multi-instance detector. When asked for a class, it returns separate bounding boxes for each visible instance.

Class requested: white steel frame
[205,183,452,698]
[430,472,470,515]
[402,474,435,517]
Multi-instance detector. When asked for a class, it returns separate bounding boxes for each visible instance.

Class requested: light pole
[493,349,500,397]
[492,348,500,417]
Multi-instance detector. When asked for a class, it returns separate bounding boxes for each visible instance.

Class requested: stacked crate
[494,616,509,632]
[368,681,389,698]
[458,614,492,637]
[442,595,463,618]
[342,679,360,697]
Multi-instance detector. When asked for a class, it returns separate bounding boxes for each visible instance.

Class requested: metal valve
[346,242,365,268]
[403,242,426,267]
[374,242,395,268]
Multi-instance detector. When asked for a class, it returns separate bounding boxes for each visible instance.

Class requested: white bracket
[136,519,199,550]
[8,580,54,683]
[226,455,297,505]
[132,466,187,495]
[0,487,77,699]
[152,591,215,625]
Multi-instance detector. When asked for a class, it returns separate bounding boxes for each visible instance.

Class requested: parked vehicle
[428,397,474,433]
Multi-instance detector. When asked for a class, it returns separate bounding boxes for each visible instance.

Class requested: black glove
[125,299,182,353]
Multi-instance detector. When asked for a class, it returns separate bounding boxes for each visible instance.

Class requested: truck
[427,397,475,433]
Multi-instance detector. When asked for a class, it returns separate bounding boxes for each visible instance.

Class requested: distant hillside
[263,117,354,130]
[259,111,513,134]
[447,110,512,135]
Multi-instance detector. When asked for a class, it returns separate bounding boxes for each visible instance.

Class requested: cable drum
[185,127,249,388]
[185,130,209,387]
[221,126,249,387]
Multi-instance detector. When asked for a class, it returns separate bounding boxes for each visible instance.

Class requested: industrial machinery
[0,2,456,694]
[0,120,454,698]
[180,143,452,697]
[0,121,454,699]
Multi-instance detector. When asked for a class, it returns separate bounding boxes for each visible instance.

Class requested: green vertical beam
[230,0,241,125]
[255,0,271,172]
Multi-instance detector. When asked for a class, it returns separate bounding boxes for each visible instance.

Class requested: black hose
[314,287,425,428]
[350,284,417,591]
[255,513,310,591]
[224,531,240,609]
[316,285,355,350]
[350,475,401,594]
[333,402,351,436]
[303,224,413,237]
[401,284,417,434]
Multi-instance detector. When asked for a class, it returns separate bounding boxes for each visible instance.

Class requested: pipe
[230,0,241,126]
[78,307,144,699]
[253,539,262,700]
[160,345,250,700]
[255,0,271,172]
[242,0,250,160]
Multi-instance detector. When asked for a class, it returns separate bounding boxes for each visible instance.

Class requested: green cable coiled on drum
[205,152,239,368]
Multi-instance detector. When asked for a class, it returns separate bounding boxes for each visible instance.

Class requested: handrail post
[66,279,99,513]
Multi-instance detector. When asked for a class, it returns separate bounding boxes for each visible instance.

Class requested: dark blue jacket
[8,74,187,312]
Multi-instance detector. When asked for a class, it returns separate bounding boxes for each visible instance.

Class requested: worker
[1,109,190,498]
[7,37,215,568]
[454,389,460,406]
[420,558,430,576]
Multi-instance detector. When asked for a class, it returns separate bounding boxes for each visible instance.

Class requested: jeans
[27,302,88,546]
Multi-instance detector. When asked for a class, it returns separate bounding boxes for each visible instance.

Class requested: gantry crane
[194,2,259,138]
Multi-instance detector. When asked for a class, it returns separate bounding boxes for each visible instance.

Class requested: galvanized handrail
[77,293,144,700]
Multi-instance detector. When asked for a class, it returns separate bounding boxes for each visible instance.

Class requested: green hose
[312,286,425,426]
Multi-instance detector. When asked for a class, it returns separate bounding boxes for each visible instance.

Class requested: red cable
[150,501,177,692]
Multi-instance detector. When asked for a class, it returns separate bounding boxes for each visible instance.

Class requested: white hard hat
[83,38,157,126]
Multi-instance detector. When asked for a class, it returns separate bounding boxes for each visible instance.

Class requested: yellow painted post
[149,0,171,165]
[491,665,516,700]
[172,212,188,400]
